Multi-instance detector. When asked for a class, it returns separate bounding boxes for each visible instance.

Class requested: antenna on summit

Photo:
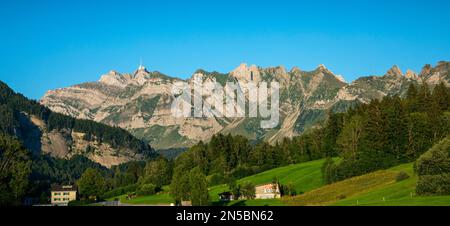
[138,57,145,70]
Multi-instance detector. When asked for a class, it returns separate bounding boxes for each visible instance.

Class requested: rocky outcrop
[385,65,403,77]
[41,61,450,150]
[26,114,145,168]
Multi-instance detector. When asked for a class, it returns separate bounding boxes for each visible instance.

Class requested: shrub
[280,183,297,196]
[322,159,370,184]
[415,137,450,196]
[67,199,95,206]
[336,194,346,200]
[136,184,158,196]
[240,182,255,200]
[101,184,139,199]
[395,171,410,182]
[321,158,336,184]
[415,137,450,176]
[416,173,450,196]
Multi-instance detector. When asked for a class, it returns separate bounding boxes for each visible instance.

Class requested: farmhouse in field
[255,183,281,199]
[219,183,281,201]
[51,185,77,206]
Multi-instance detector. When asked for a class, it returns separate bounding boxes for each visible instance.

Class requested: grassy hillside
[116,159,450,206]
[209,158,330,206]
[119,158,329,206]
[286,163,450,206]
[116,192,174,205]
[109,185,174,205]
[331,163,450,206]
[284,168,399,205]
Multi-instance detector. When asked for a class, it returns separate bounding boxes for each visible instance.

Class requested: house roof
[255,183,279,188]
[51,185,78,192]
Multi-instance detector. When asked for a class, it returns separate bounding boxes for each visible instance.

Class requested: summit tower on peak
[138,58,146,71]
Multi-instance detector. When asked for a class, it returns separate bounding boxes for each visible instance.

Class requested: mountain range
[40,61,450,150]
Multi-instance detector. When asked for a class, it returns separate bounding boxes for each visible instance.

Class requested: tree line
[322,83,450,184]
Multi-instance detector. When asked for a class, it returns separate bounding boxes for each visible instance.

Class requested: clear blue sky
[1,0,450,99]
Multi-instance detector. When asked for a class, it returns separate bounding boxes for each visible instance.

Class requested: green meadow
[209,158,330,206]
[331,163,450,206]
[117,159,450,206]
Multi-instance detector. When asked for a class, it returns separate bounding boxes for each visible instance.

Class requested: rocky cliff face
[40,61,450,150]
[21,113,146,168]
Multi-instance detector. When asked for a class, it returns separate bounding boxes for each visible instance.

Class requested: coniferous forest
[322,83,450,184]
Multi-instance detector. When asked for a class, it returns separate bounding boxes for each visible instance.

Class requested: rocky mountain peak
[435,61,450,72]
[230,63,260,82]
[277,65,287,74]
[290,66,301,73]
[99,70,128,87]
[317,64,328,71]
[99,64,158,87]
[263,65,288,77]
[437,60,449,66]
[315,64,336,76]
[232,63,258,72]
[405,69,419,80]
[385,65,403,77]
[108,70,120,75]
[134,65,151,84]
[421,61,450,85]
[134,64,149,75]
[419,64,432,77]
[334,74,346,83]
